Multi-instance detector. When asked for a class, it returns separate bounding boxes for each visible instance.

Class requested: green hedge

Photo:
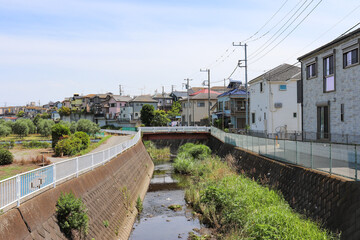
[0,149,13,165]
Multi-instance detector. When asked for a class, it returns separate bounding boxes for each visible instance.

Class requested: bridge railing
[0,130,141,211]
[139,126,211,133]
[211,126,359,181]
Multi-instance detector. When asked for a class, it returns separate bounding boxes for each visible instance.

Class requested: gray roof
[171,91,188,98]
[131,95,158,103]
[112,95,132,102]
[181,92,219,101]
[152,93,172,99]
[249,64,300,84]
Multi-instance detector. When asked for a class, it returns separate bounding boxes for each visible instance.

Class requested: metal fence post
[53,164,56,188]
[91,154,94,170]
[310,142,313,169]
[76,157,79,178]
[355,145,358,181]
[16,175,20,207]
[295,140,298,165]
[329,144,332,174]
[283,140,286,160]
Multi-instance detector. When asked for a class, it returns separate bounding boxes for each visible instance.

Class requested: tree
[58,106,71,116]
[140,104,155,126]
[13,120,29,138]
[0,149,13,165]
[76,119,100,135]
[151,110,170,126]
[0,124,12,137]
[37,119,55,137]
[70,121,77,134]
[51,123,71,148]
[167,101,182,119]
[33,114,41,127]
[21,119,36,134]
[41,112,51,119]
[16,111,25,118]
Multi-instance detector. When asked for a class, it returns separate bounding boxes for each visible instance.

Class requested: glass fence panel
[331,144,356,179]
[296,141,312,168]
[312,142,331,173]
[284,140,297,164]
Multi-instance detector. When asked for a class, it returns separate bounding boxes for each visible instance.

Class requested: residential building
[105,95,132,119]
[215,80,248,129]
[298,28,360,143]
[170,91,188,102]
[0,106,25,116]
[249,64,301,135]
[24,106,47,118]
[152,92,173,111]
[128,95,158,120]
[180,89,220,126]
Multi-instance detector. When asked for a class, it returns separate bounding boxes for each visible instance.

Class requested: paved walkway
[49,135,134,163]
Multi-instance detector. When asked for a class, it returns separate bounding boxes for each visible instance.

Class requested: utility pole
[233,42,249,127]
[119,85,123,96]
[200,69,211,126]
[223,78,226,130]
[183,78,192,126]
[171,85,176,93]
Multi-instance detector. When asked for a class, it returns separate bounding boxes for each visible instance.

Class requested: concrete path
[49,134,134,163]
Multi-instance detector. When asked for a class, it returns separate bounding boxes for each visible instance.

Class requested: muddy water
[129,162,202,240]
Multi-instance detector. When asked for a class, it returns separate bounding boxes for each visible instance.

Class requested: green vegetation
[167,101,182,120]
[76,119,101,135]
[0,165,37,180]
[76,135,111,156]
[175,143,338,240]
[168,204,182,211]
[103,220,109,228]
[22,140,51,149]
[51,123,71,148]
[54,131,90,157]
[0,134,51,142]
[56,192,88,239]
[0,149,14,165]
[151,110,170,126]
[58,106,71,116]
[136,196,143,214]
[140,104,155,126]
[143,141,170,161]
[36,119,55,137]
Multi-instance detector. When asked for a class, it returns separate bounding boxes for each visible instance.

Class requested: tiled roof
[249,64,300,84]
[153,93,172,99]
[131,95,158,103]
[218,89,248,98]
[112,95,132,102]
[190,89,221,96]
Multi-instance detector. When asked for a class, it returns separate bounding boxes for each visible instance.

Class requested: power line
[243,0,290,42]
[337,21,360,39]
[250,0,323,64]
[249,0,313,60]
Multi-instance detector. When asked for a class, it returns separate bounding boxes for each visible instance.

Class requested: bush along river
[129,141,210,240]
[131,142,339,240]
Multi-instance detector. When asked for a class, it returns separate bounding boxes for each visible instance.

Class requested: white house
[249,64,301,136]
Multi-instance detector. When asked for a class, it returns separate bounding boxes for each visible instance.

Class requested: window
[135,113,138,117]
[225,101,230,110]
[323,55,335,92]
[343,48,358,67]
[293,112,297,118]
[252,113,255,124]
[341,104,344,122]
[279,85,287,91]
[197,102,205,107]
[264,112,266,120]
[306,63,316,79]
[218,102,223,111]
[110,103,116,107]
[260,82,263,92]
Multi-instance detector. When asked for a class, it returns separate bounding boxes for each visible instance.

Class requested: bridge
[140,126,210,141]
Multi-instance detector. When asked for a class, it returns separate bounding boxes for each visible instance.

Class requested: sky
[0,0,359,106]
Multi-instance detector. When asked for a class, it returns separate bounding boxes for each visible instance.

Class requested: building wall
[130,102,158,120]
[301,36,360,141]
[181,99,217,125]
[250,80,301,133]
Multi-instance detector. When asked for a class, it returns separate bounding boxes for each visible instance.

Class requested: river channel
[129,161,203,240]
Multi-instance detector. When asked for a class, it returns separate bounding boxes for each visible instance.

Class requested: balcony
[230,106,246,113]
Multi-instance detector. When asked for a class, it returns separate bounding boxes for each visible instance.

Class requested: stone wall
[0,141,154,240]
[208,135,360,240]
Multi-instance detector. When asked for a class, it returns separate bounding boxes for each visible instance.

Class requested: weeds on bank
[143,141,170,161]
[174,143,339,240]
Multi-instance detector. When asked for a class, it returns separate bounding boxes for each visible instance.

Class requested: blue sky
[0,0,359,106]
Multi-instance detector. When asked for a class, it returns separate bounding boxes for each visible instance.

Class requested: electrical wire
[336,21,360,39]
[250,0,323,64]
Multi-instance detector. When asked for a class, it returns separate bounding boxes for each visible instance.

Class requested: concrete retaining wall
[0,141,154,240]
[208,136,360,240]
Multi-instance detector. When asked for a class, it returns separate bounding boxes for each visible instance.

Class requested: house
[249,64,301,136]
[180,89,220,126]
[128,95,158,120]
[24,106,47,118]
[105,95,132,119]
[51,111,61,122]
[298,28,360,143]
[152,92,173,111]
[0,106,25,116]
[215,80,248,129]
[170,91,188,102]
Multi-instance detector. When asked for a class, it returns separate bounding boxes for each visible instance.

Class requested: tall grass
[143,141,170,161]
[175,143,339,240]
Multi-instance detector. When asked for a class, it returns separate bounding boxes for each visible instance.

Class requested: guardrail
[102,129,137,135]
[211,126,359,181]
[0,130,141,211]
[139,126,211,133]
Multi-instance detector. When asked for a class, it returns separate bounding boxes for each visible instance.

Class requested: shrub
[76,119,100,135]
[22,141,51,149]
[173,156,194,174]
[56,192,88,239]
[70,121,77,134]
[0,124,12,137]
[13,120,29,137]
[0,149,13,165]
[73,131,90,150]
[52,123,71,148]
[55,136,82,156]
[37,119,55,137]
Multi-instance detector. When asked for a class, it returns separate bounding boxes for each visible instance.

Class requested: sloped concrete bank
[208,135,360,240]
[0,141,154,240]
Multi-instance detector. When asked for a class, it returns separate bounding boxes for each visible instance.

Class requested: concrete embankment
[208,135,360,240]
[0,141,154,240]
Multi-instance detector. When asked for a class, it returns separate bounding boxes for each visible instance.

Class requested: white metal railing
[211,126,359,181]
[0,130,141,211]
[139,126,211,133]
